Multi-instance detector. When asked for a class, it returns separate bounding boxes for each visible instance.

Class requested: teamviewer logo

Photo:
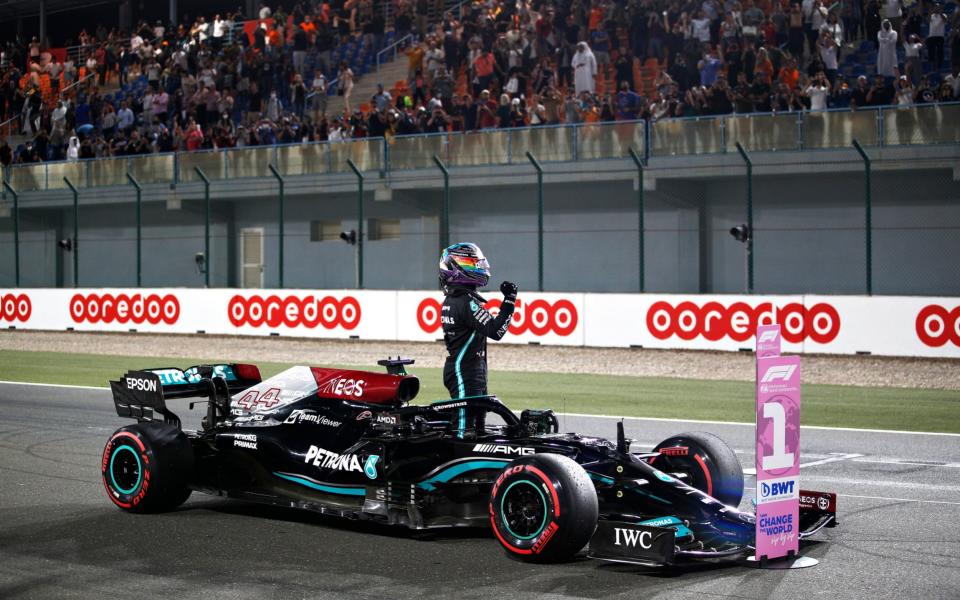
[760,365,796,383]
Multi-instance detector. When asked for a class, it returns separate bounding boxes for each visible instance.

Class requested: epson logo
[613,528,653,549]
[760,365,797,383]
[125,377,157,392]
[473,444,535,456]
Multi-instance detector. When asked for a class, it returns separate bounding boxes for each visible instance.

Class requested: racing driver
[438,243,518,428]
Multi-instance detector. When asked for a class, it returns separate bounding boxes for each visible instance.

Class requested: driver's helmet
[439,242,490,288]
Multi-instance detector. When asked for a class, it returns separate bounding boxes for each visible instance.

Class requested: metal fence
[3,103,958,193]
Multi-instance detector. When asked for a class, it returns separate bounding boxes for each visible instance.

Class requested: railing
[59,71,97,99]
[3,103,958,192]
[376,34,414,73]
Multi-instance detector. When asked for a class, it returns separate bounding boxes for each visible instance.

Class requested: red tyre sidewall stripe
[490,513,533,555]
[694,453,713,497]
[491,464,563,555]
[101,431,146,508]
[523,465,560,517]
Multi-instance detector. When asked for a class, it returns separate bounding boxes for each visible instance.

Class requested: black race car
[102,358,836,565]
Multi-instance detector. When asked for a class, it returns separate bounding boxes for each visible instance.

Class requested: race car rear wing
[109,364,262,428]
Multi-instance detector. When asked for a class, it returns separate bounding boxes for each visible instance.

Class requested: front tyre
[101,422,193,513]
[651,431,744,507]
[489,454,598,563]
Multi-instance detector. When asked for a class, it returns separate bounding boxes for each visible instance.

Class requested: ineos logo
[416,297,578,336]
[915,304,960,347]
[70,293,180,325]
[646,301,840,344]
[0,293,31,323]
[228,295,361,330]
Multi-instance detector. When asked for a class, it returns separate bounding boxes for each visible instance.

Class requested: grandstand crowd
[0,0,958,165]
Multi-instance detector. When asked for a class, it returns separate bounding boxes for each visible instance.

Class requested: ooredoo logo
[0,293,31,323]
[915,304,960,347]
[646,301,840,344]
[416,297,578,336]
[70,293,180,324]
[228,295,361,330]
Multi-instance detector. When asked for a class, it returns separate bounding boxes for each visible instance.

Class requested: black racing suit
[441,287,515,399]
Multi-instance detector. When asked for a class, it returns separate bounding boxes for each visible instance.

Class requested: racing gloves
[500,281,518,302]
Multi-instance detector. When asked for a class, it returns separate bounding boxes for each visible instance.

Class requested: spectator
[805,71,830,109]
[572,42,598,96]
[877,19,898,77]
[338,61,354,113]
[927,5,947,71]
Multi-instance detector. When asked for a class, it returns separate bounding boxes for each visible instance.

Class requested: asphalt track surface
[1,381,958,600]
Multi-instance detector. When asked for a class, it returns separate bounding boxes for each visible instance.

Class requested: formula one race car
[102,359,837,565]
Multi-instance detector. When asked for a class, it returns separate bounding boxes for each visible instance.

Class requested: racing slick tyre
[101,422,193,513]
[651,431,744,507]
[489,454,598,563]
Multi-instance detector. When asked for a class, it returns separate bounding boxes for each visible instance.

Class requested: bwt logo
[757,476,798,504]
[760,365,797,383]
[0,293,31,323]
[417,297,578,336]
[70,293,180,324]
[228,295,360,329]
[915,304,960,348]
[646,301,840,344]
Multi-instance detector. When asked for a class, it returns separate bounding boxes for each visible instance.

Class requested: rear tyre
[489,454,598,563]
[101,422,193,513]
[651,431,744,507]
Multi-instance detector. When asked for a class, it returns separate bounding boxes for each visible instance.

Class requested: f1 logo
[758,329,780,343]
[760,365,796,383]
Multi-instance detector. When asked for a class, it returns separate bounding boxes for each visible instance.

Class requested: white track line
[1,381,958,438]
[851,457,960,469]
[559,411,960,437]
[743,487,960,507]
[0,380,106,391]
[799,453,865,468]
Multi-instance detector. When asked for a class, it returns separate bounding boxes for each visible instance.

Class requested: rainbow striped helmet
[439,242,491,287]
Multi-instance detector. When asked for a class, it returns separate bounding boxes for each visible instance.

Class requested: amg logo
[760,365,797,383]
[125,377,157,392]
[613,528,653,549]
[473,444,535,456]
[304,445,362,473]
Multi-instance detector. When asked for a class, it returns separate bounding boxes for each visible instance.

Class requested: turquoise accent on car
[652,470,675,483]
[273,472,366,496]
[638,516,694,538]
[587,472,615,485]
[364,455,380,480]
[629,485,672,504]
[417,459,510,491]
[500,480,548,540]
[109,444,142,494]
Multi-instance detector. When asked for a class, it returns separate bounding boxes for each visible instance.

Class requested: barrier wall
[1,289,957,358]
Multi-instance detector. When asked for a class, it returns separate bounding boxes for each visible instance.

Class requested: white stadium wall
[0,289,958,358]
